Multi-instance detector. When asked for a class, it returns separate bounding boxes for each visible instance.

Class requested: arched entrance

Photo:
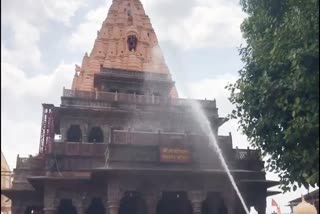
[88,127,104,143]
[57,199,77,214]
[24,206,43,214]
[86,198,106,214]
[119,191,147,214]
[67,125,82,142]
[201,192,227,214]
[157,192,192,214]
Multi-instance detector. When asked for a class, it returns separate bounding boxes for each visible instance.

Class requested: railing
[112,130,195,145]
[16,156,44,169]
[48,142,108,156]
[99,67,171,81]
[62,88,216,109]
[45,136,261,170]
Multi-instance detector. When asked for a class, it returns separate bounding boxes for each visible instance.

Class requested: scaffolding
[38,104,55,157]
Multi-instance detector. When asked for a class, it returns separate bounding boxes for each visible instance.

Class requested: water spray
[189,100,250,214]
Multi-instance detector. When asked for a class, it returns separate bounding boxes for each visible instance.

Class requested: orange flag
[271,198,278,207]
[271,199,282,214]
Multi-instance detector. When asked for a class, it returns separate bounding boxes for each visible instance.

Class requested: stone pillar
[107,200,120,214]
[44,184,57,214]
[107,182,123,214]
[60,127,67,142]
[145,191,159,214]
[74,199,85,214]
[81,123,87,143]
[43,207,56,214]
[75,204,85,214]
[188,191,205,214]
[74,192,89,214]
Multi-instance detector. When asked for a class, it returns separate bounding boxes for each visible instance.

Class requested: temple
[1,152,12,214]
[1,0,279,214]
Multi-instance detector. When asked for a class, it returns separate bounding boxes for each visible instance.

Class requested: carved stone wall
[71,0,178,97]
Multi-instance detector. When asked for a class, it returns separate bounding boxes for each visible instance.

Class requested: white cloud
[1,21,43,70]
[1,114,40,172]
[68,3,110,53]
[42,0,87,26]
[1,62,74,169]
[1,0,86,71]
[142,0,246,49]
[2,0,86,27]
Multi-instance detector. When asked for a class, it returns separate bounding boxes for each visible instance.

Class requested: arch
[86,198,106,214]
[127,35,138,51]
[57,199,77,214]
[119,191,147,214]
[157,192,192,214]
[88,127,104,143]
[24,206,43,214]
[67,125,82,142]
[201,192,227,214]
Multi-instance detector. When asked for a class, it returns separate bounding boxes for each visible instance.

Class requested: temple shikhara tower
[2,0,278,214]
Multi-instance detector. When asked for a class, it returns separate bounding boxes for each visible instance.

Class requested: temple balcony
[10,156,44,190]
[61,88,218,114]
[41,130,263,172]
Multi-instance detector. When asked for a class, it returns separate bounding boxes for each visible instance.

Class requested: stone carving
[127,35,138,52]
[75,64,81,76]
[107,182,123,201]
[70,0,178,95]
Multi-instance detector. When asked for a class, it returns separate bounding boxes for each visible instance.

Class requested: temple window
[127,35,138,51]
[66,125,82,142]
[88,127,104,143]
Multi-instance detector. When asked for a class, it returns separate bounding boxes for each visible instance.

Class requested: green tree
[227,0,319,191]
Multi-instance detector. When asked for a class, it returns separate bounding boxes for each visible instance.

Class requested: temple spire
[72,0,178,97]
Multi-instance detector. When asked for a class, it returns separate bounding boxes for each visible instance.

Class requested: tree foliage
[227,0,319,191]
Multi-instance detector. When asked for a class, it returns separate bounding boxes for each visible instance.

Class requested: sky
[1,0,317,213]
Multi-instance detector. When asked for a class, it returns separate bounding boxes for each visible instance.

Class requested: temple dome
[294,199,318,214]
